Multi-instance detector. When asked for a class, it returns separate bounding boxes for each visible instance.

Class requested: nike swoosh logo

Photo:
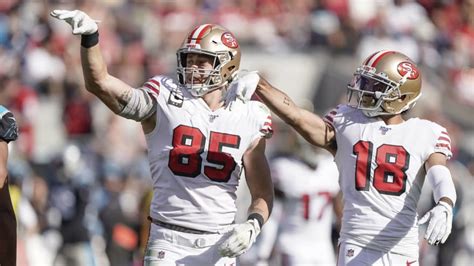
[406,260,417,266]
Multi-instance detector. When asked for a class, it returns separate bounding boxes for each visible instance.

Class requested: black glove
[0,106,18,143]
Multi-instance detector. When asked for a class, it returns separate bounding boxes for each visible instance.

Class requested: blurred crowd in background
[0,0,473,265]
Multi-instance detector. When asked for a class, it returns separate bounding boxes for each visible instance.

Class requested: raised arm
[80,41,135,114]
[51,10,156,127]
[256,77,336,151]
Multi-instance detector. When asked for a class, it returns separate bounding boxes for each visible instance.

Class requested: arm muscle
[243,138,273,223]
[80,45,134,114]
[256,77,335,150]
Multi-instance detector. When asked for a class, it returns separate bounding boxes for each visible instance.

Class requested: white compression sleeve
[118,88,157,121]
[426,165,457,206]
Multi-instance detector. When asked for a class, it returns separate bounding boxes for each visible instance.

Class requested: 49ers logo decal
[397,62,419,79]
[221,32,238,48]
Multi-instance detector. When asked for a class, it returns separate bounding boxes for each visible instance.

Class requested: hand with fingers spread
[219,218,261,258]
[50,9,98,35]
[418,201,453,245]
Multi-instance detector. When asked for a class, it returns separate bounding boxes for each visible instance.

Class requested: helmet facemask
[177,50,230,97]
[347,64,421,117]
[176,24,241,97]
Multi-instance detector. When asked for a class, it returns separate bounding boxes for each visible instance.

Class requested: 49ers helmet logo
[221,32,238,48]
[397,61,419,79]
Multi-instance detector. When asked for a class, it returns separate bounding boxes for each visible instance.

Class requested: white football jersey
[271,153,339,261]
[141,75,272,232]
[272,153,339,258]
[324,104,452,258]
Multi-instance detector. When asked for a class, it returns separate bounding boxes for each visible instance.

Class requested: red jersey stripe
[435,143,451,150]
[437,136,451,143]
[148,79,160,88]
[144,83,159,95]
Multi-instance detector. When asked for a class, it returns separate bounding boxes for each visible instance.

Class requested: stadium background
[1,0,473,265]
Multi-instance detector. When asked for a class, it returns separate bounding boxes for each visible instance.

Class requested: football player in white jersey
[229,50,457,266]
[270,126,340,265]
[51,10,274,265]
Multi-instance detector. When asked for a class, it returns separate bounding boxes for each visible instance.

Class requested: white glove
[418,201,453,245]
[219,219,261,258]
[50,9,99,35]
[225,70,260,110]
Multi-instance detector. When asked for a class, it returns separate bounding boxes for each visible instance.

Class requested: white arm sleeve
[426,165,457,206]
[118,88,157,121]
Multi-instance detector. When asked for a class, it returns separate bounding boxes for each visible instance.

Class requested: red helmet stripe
[188,27,200,41]
[363,51,379,65]
[368,50,392,67]
[195,24,212,44]
[187,24,212,45]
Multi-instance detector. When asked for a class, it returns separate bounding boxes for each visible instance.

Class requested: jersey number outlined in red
[168,125,241,182]
[353,140,410,195]
[301,192,333,221]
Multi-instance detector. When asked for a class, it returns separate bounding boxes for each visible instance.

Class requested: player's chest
[163,101,254,136]
[164,112,249,141]
[156,105,256,158]
[338,122,428,169]
[340,122,425,153]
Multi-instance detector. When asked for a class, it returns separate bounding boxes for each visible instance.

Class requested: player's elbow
[84,70,109,93]
[84,78,104,94]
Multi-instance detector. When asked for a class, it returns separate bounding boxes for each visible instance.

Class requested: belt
[147,216,214,235]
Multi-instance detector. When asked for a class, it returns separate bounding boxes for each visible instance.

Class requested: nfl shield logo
[379,126,392,135]
[346,249,354,257]
[158,251,165,259]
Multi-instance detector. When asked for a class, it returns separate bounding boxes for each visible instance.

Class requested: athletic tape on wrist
[247,213,264,229]
[81,31,99,48]
[426,165,457,206]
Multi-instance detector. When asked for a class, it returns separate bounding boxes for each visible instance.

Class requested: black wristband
[0,111,18,143]
[247,213,264,228]
[81,31,99,48]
